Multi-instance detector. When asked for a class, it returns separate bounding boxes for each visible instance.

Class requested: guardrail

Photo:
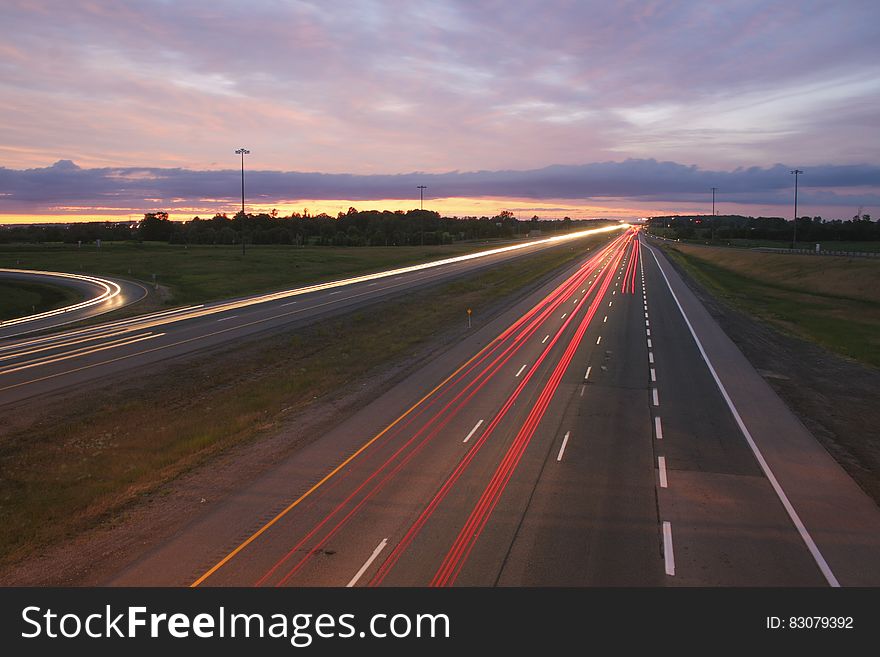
[752,248,880,258]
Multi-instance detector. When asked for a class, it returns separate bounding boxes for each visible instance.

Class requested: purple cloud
[2,159,877,219]
[1,0,878,178]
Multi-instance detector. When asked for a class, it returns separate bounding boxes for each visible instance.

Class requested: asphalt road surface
[102,229,880,587]
[0,268,147,339]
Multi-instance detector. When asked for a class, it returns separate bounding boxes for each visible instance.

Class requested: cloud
[1,1,878,174]
[2,159,877,217]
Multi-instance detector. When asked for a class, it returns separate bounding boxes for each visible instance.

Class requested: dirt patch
[664,255,880,507]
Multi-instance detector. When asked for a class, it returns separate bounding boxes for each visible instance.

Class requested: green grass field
[669,237,880,253]
[0,241,520,306]
[663,243,880,367]
[0,279,82,321]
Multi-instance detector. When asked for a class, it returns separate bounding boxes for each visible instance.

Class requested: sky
[1,0,878,223]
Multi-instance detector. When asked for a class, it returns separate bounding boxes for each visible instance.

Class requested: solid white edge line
[557,431,571,462]
[663,522,675,576]
[346,538,388,587]
[655,416,663,440]
[644,240,840,588]
[658,456,668,488]
[463,419,484,443]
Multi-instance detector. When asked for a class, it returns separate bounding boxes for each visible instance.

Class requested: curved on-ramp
[0,268,149,338]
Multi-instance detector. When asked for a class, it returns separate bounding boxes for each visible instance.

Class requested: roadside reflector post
[467,307,472,328]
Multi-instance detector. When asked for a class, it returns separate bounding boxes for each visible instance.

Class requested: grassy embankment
[0,233,613,567]
[661,243,880,368]
[0,280,82,321]
[0,239,564,307]
[655,236,880,253]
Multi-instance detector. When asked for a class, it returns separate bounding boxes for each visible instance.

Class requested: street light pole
[235,148,250,215]
[417,185,427,246]
[791,169,803,249]
[711,187,717,241]
[235,148,250,255]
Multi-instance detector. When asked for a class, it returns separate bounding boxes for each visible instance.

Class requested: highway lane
[0,226,623,405]
[642,237,880,586]
[110,231,636,585]
[0,269,147,339]
[106,227,880,587]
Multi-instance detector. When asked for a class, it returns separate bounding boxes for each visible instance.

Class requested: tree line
[1,209,589,246]
[646,213,878,243]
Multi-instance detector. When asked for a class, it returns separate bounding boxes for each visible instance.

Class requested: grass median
[661,243,880,368]
[0,280,82,321]
[0,239,559,306]
[0,235,611,568]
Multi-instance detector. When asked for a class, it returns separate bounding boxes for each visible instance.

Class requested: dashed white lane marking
[612,291,616,295]
[515,363,528,377]
[650,368,657,382]
[329,291,340,295]
[584,366,592,381]
[645,320,650,327]
[347,538,388,587]
[644,312,649,318]
[561,313,567,319]
[649,352,654,363]
[580,385,585,397]
[652,388,659,406]
[216,315,239,322]
[603,315,608,323]
[608,301,613,307]
[463,419,484,443]
[557,431,571,462]
[655,416,663,440]
[658,456,668,488]
[596,336,602,345]
[646,329,651,336]
[582,289,586,294]
[663,522,675,576]
[573,298,579,303]
[647,339,652,348]
[281,301,298,307]
[542,334,550,344]
[645,242,840,587]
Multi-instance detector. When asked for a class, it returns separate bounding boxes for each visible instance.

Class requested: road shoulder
[644,239,880,586]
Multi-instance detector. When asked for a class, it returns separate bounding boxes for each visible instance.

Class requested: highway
[0,268,147,339]
[0,227,620,405]
[103,229,880,587]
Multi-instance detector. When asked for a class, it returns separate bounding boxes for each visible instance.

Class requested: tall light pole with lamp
[791,169,803,249]
[235,148,250,254]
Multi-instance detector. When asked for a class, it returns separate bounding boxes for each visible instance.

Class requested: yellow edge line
[190,343,490,587]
